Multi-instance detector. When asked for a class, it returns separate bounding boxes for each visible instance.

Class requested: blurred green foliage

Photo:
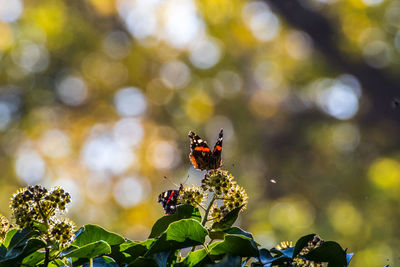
[0,0,399,266]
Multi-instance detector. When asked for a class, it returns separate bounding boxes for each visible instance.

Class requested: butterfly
[188,129,223,171]
[158,184,183,215]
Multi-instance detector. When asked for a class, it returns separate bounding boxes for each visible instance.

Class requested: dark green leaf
[177,248,212,267]
[293,234,315,258]
[211,206,243,231]
[112,239,156,265]
[0,245,6,258]
[206,254,241,266]
[209,231,225,240]
[0,238,45,266]
[7,228,36,251]
[305,241,347,267]
[127,256,158,267]
[149,205,201,238]
[150,251,170,267]
[225,227,254,240]
[209,234,258,257]
[21,251,45,266]
[63,240,111,258]
[146,219,207,255]
[73,224,125,247]
[278,247,294,259]
[82,256,118,267]
[259,248,273,265]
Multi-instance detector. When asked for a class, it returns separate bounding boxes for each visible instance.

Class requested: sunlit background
[0,0,399,266]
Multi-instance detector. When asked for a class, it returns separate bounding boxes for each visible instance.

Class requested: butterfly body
[158,184,183,215]
[188,129,223,171]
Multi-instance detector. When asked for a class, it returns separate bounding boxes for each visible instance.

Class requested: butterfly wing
[158,189,180,215]
[211,129,223,168]
[188,129,223,171]
[188,131,212,170]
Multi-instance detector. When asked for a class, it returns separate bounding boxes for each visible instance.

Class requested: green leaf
[149,251,170,267]
[177,249,212,267]
[225,227,255,240]
[7,228,36,251]
[206,254,241,266]
[304,241,348,267]
[293,234,315,258]
[21,251,45,266]
[48,259,69,267]
[73,224,125,247]
[211,206,243,231]
[0,238,45,266]
[63,240,111,259]
[149,205,201,238]
[82,256,119,267]
[259,248,273,265]
[111,239,156,265]
[127,256,159,267]
[165,219,207,243]
[3,229,18,248]
[209,234,258,257]
[208,231,225,240]
[146,219,208,255]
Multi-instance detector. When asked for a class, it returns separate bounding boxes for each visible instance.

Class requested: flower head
[49,218,76,248]
[0,214,10,242]
[179,186,206,207]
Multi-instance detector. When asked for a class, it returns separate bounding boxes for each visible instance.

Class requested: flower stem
[201,194,216,226]
[44,247,50,267]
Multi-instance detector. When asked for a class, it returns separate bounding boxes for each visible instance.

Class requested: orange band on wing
[214,145,222,151]
[194,147,210,152]
[190,154,198,168]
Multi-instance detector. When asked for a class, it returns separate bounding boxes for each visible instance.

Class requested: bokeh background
[0,0,399,266]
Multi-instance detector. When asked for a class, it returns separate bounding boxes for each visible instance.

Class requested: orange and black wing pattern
[188,129,223,171]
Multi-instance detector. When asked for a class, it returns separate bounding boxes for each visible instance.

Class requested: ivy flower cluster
[9,185,74,248]
[178,170,248,225]
[49,218,76,248]
[205,170,248,223]
[0,214,10,242]
[179,186,206,207]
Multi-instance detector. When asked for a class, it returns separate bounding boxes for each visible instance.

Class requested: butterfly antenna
[163,176,180,188]
[182,174,190,185]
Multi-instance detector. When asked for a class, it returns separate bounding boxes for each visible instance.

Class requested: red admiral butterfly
[158,184,183,215]
[188,129,223,171]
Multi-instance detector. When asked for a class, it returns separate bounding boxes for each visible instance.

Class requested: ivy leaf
[82,256,118,267]
[127,257,158,267]
[146,219,208,255]
[21,251,45,266]
[209,234,258,257]
[73,224,125,247]
[63,240,111,259]
[225,227,254,240]
[293,234,315,258]
[0,238,45,266]
[3,229,19,248]
[149,205,201,238]
[211,206,243,231]
[206,254,241,266]
[259,248,274,265]
[116,239,156,263]
[176,248,212,267]
[304,241,348,267]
